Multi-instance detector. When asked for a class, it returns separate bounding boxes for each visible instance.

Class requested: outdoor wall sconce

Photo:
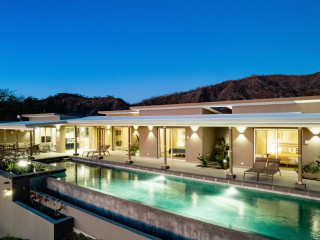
[148,126,153,132]
[191,126,199,132]
[3,188,12,196]
[237,126,247,134]
[107,126,110,130]
[308,127,320,135]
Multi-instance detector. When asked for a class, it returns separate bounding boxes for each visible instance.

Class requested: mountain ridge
[1,72,320,121]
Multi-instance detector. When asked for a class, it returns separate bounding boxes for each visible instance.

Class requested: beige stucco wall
[139,108,205,116]
[232,127,255,168]
[139,126,158,158]
[302,128,320,163]
[56,126,66,153]
[185,127,202,162]
[233,102,320,114]
[28,116,60,121]
[61,203,150,240]
[0,176,55,240]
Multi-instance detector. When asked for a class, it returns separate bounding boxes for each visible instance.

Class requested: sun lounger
[243,157,267,181]
[259,158,281,183]
[82,145,111,157]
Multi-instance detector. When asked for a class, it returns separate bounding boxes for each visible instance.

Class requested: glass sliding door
[113,127,128,151]
[65,127,90,150]
[255,129,298,169]
[159,128,186,160]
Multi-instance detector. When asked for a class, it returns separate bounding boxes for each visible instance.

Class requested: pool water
[51,160,320,240]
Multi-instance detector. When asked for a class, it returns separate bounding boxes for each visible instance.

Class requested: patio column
[161,126,170,170]
[96,126,103,160]
[226,126,236,179]
[73,126,79,156]
[3,129,7,150]
[126,126,133,164]
[295,127,306,189]
[28,130,34,160]
[15,130,19,159]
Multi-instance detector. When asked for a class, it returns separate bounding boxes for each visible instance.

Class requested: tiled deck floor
[31,150,320,193]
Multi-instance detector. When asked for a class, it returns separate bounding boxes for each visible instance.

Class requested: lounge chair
[243,157,267,181]
[82,145,111,157]
[259,158,281,183]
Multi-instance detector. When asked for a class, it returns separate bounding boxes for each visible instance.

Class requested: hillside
[23,93,130,117]
[2,72,320,121]
[0,93,130,121]
[134,72,320,106]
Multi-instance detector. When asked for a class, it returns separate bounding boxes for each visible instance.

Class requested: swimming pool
[51,160,320,240]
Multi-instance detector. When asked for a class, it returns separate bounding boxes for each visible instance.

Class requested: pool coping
[41,156,320,201]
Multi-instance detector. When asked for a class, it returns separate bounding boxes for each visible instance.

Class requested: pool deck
[31,150,320,199]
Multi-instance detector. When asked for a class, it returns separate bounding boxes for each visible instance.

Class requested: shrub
[214,137,229,169]
[197,153,209,167]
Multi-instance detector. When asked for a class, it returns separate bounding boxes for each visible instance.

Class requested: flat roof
[130,95,320,111]
[0,120,68,130]
[67,113,320,127]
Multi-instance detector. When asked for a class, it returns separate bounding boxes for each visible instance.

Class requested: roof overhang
[0,120,68,130]
[67,113,320,128]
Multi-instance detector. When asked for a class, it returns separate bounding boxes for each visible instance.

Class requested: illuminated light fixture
[107,126,110,130]
[148,126,153,131]
[56,125,61,131]
[155,175,165,181]
[191,126,199,132]
[308,127,320,135]
[134,126,138,130]
[3,188,12,196]
[225,187,238,196]
[237,126,247,134]
[81,127,85,132]
[223,159,227,163]
[18,160,29,167]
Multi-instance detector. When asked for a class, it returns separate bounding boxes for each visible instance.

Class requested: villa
[1,95,320,186]
[1,96,320,240]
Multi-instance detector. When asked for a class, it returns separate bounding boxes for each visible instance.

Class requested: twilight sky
[0,0,319,103]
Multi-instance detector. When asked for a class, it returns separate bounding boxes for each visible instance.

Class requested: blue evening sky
[0,0,319,103]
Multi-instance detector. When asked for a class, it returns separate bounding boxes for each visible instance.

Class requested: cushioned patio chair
[243,157,267,181]
[83,145,111,157]
[259,158,281,183]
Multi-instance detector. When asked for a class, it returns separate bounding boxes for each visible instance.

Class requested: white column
[96,126,103,160]
[161,126,170,170]
[295,127,306,189]
[28,130,34,160]
[126,126,133,164]
[73,126,79,156]
[226,126,236,179]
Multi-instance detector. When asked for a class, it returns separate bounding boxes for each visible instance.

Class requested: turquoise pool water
[52,160,320,240]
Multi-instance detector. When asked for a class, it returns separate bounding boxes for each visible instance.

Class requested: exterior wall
[0,175,72,240]
[139,126,158,158]
[56,126,66,153]
[302,128,320,163]
[60,199,151,240]
[233,102,320,114]
[28,116,60,121]
[185,127,203,162]
[232,127,255,168]
[47,177,258,240]
[202,127,216,161]
[139,108,205,116]
[105,127,113,149]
